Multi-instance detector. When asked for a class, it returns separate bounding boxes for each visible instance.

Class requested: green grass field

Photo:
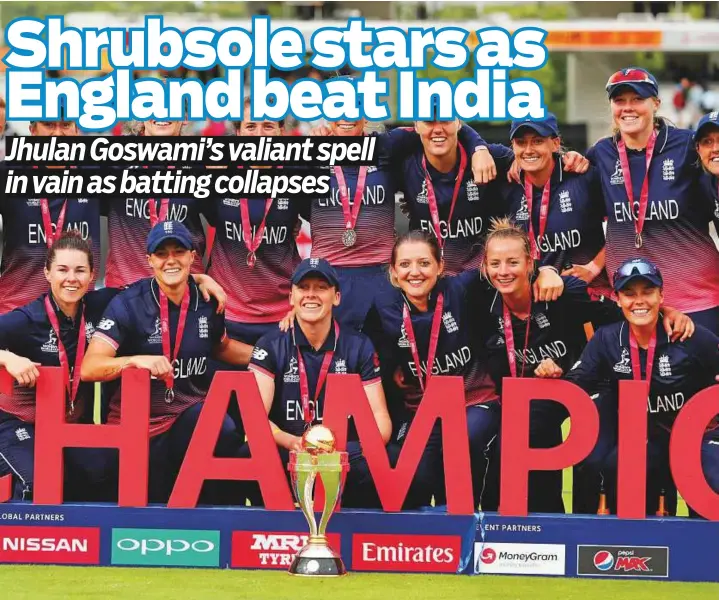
[1,566,717,600]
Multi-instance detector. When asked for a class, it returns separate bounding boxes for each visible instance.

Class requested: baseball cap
[509,113,560,140]
[146,220,194,254]
[291,258,340,290]
[694,111,719,140]
[613,258,663,293]
[606,67,659,99]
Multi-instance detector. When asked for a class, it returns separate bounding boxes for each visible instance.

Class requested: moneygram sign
[111,529,220,567]
[0,526,100,565]
[231,531,342,569]
[352,533,461,573]
[577,545,669,578]
[475,542,566,575]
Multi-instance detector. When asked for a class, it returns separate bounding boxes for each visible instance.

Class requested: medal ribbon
[523,177,552,261]
[40,200,68,248]
[296,320,340,425]
[617,131,657,248]
[402,293,445,392]
[159,283,191,393]
[503,301,532,378]
[44,296,86,414]
[240,199,273,268]
[422,145,468,252]
[629,328,657,384]
[148,199,170,227]
[333,166,368,232]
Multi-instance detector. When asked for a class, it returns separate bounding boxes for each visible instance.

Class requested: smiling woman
[80,219,254,505]
[586,66,719,335]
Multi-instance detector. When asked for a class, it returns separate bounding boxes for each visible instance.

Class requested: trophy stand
[288,426,349,577]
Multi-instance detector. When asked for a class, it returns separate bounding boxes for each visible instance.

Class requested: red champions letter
[500,378,599,516]
[0,369,12,502]
[34,367,151,507]
[616,380,649,518]
[323,374,474,514]
[169,371,294,510]
[670,386,719,521]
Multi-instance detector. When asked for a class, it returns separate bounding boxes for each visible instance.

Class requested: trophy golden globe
[288,424,349,577]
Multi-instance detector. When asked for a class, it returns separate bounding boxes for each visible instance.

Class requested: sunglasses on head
[605,69,655,91]
[613,261,660,283]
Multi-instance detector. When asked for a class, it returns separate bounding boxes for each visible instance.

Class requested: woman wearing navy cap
[567,257,719,516]
[588,67,719,333]
[695,112,719,220]
[0,228,226,502]
[501,113,611,299]
[104,117,207,288]
[81,221,253,504]
[478,219,693,514]
[250,257,392,508]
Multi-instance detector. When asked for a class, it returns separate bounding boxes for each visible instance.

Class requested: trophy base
[288,541,347,577]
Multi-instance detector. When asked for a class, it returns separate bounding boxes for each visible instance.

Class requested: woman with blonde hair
[363,227,571,509]
[479,217,693,513]
[587,67,719,333]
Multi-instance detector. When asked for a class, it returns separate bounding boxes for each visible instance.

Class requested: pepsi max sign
[577,545,669,578]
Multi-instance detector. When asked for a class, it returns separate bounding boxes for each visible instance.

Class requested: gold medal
[635,232,643,249]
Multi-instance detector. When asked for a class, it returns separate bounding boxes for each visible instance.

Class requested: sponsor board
[577,545,669,578]
[231,531,342,569]
[474,542,565,575]
[111,528,220,567]
[352,533,461,573]
[0,526,100,565]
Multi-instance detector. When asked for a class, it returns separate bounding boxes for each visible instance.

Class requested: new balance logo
[97,318,115,331]
[252,347,268,361]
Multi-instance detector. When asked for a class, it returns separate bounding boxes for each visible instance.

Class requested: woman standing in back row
[588,67,719,333]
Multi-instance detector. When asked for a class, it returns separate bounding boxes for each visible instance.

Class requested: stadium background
[1,1,719,597]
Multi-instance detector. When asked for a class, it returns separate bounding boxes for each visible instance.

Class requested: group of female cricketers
[1,67,719,516]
